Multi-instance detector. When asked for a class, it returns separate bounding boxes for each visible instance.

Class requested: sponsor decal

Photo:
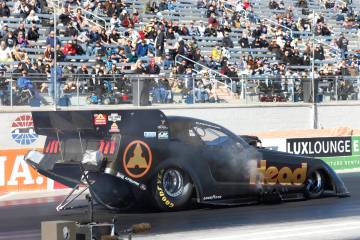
[0,149,49,192]
[123,140,152,178]
[115,170,146,190]
[144,132,156,138]
[287,137,352,157]
[250,160,307,186]
[158,131,169,140]
[157,169,174,208]
[109,123,120,133]
[195,121,221,129]
[11,115,38,145]
[203,195,222,201]
[108,113,122,122]
[157,120,168,131]
[44,139,60,154]
[93,114,107,126]
[189,129,196,137]
[99,140,116,155]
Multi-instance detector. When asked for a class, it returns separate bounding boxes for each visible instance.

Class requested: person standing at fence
[16,69,44,106]
[48,61,63,100]
[76,64,93,93]
[155,28,165,60]
[140,58,160,105]
[337,34,349,59]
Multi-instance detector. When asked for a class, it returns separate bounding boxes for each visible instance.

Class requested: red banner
[0,149,50,192]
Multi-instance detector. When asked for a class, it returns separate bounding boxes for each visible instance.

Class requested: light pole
[311,10,318,129]
[53,0,58,110]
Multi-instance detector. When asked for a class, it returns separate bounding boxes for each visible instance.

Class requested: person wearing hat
[62,40,77,55]
[120,10,132,28]
[163,51,174,70]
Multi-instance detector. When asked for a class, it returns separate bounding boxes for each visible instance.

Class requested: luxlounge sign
[286,137,360,157]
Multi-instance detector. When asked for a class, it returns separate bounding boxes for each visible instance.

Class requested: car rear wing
[32,109,169,138]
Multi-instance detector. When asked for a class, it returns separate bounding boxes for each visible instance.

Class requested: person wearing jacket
[136,39,149,57]
[62,40,77,55]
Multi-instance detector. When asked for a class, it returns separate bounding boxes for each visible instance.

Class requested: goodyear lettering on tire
[156,170,175,208]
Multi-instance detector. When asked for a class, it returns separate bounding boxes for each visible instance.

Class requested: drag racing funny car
[25,110,349,211]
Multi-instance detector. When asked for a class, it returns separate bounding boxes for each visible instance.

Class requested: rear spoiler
[32,110,168,138]
[32,111,95,136]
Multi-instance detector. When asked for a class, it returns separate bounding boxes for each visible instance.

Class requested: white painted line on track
[336,168,360,173]
[0,192,14,200]
[137,216,360,240]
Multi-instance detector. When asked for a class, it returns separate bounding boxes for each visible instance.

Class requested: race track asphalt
[0,173,359,240]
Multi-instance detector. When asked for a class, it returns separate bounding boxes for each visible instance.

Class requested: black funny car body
[25,110,349,211]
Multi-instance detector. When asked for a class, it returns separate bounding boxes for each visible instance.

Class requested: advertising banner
[0,113,52,193]
[286,136,360,170]
[0,149,52,192]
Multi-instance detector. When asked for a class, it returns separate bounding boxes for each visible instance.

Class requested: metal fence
[0,73,359,107]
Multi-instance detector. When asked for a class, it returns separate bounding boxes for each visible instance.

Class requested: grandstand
[0,0,358,106]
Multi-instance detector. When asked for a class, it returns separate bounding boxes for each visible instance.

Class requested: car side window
[193,126,233,146]
[169,121,202,145]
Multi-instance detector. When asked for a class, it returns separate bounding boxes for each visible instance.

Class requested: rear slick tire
[305,170,325,199]
[152,168,193,211]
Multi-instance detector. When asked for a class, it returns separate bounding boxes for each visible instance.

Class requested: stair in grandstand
[68,6,109,30]
[215,84,234,102]
[175,54,235,102]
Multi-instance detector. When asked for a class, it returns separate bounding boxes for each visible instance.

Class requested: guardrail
[0,73,359,108]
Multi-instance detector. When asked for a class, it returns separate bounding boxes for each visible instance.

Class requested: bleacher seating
[0,0,358,106]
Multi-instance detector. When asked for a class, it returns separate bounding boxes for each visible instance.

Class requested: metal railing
[0,73,359,108]
[220,0,294,38]
[174,54,234,94]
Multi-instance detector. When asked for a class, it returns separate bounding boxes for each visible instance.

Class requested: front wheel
[304,170,325,199]
[152,168,193,211]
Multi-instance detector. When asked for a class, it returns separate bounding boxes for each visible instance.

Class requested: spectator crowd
[0,0,359,106]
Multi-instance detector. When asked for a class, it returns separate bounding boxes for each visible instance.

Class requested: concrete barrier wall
[163,105,313,134]
[1,103,360,192]
[163,104,360,134]
[317,104,360,129]
[2,104,360,150]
